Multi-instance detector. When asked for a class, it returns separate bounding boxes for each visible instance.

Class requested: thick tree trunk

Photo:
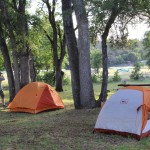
[29,55,36,82]
[20,53,29,88]
[72,0,96,108]
[0,1,20,93]
[62,0,81,108]
[18,0,30,88]
[55,64,64,92]
[0,23,15,101]
[52,49,64,91]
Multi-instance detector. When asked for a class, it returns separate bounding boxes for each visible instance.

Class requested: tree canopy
[0,0,150,107]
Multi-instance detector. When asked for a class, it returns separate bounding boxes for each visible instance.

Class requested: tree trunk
[18,0,30,88]
[29,55,36,82]
[98,7,121,106]
[62,0,81,108]
[72,0,96,108]
[52,45,64,91]
[55,63,64,92]
[44,0,65,92]
[20,53,29,88]
[97,36,108,106]
[0,22,15,101]
[0,1,20,93]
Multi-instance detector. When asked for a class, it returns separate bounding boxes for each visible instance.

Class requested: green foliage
[92,74,99,83]
[115,55,125,64]
[130,62,143,80]
[112,70,121,82]
[63,75,71,85]
[108,37,144,66]
[29,25,53,72]
[143,31,150,68]
[0,53,5,71]
[91,71,102,83]
[127,52,139,63]
[37,71,55,86]
[108,49,142,66]
[126,39,139,50]
[37,71,71,86]
[108,77,113,83]
[90,49,102,73]
[86,0,148,45]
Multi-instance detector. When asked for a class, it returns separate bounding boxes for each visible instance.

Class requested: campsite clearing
[1,84,150,149]
[1,70,150,149]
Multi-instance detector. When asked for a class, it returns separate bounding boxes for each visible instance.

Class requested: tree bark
[72,0,96,108]
[98,6,122,106]
[55,63,63,91]
[20,52,29,88]
[0,22,15,101]
[98,36,108,106]
[17,0,30,88]
[29,55,36,82]
[55,26,66,92]
[0,1,20,93]
[62,0,81,108]
[43,0,66,92]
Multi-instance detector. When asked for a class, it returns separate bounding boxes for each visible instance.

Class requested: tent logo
[120,99,128,104]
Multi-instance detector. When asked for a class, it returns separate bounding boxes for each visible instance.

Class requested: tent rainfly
[8,82,64,114]
[94,86,150,140]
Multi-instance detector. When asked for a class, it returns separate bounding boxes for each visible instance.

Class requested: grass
[1,67,150,149]
[0,83,150,150]
[0,102,146,150]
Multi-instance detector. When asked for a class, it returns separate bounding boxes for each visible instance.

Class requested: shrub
[63,75,71,85]
[37,71,71,86]
[37,74,43,81]
[112,70,121,82]
[92,74,99,83]
[43,71,55,85]
[130,62,143,80]
[108,77,113,83]
[37,71,55,85]
[91,50,102,73]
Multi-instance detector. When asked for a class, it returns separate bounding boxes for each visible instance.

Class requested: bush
[92,74,99,83]
[112,70,121,82]
[108,77,113,83]
[130,62,143,80]
[90,50,102,73]
[63,75,71,85]
[43,71,55,85]
[37,71,55,85]
[37,74,43,81]
[37,71,71,86]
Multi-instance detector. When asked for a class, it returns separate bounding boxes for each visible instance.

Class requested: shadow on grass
[0,105,149,150]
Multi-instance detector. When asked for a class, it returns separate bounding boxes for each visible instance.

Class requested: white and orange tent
[94,86,150,140]
[8,82,64,114]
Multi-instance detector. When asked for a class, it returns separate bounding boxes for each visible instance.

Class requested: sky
[128,23,149,40]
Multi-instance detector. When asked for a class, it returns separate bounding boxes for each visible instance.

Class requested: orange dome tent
[8,82,64,114]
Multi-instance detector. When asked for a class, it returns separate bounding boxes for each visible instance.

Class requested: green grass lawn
[1,68,150,150]
[0,82,150,150]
